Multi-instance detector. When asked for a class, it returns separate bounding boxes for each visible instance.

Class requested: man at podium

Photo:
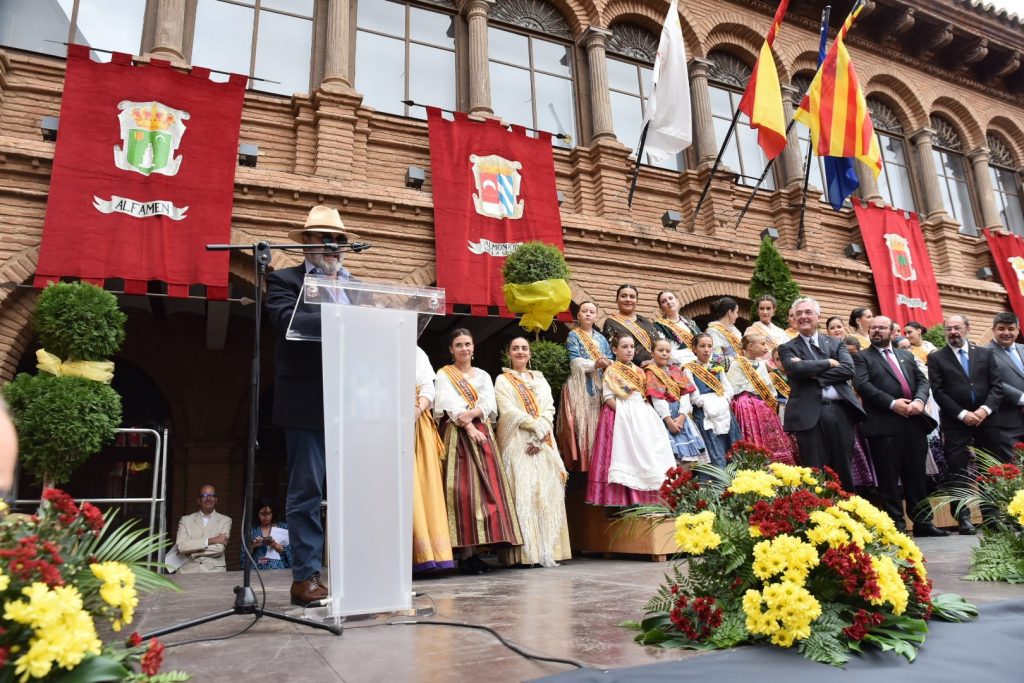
[265,205,359,607]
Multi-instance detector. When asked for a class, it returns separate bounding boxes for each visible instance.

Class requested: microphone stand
[141,240,367,640]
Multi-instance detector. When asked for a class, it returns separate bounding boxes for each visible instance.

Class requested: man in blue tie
[927,314,1005,534]
[987,312,1024,460]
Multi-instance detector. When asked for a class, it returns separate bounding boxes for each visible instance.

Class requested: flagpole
[689,109,741,230]
[626,122,651,208]
[732,118,798,230]
[797,5,832,250]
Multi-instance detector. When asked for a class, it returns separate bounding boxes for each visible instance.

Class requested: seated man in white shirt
[176,485,232,573]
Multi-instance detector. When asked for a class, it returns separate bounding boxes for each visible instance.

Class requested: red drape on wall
[984,229,1024,324]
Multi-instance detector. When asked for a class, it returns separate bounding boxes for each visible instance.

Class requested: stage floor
[138,536,1024,682]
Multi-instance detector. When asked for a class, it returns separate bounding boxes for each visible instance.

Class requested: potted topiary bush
[501,241,571,333]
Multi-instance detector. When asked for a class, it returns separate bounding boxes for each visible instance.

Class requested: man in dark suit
[265,205,360,606]
[927,314,1005,534]
[987,311,1024,459]
[853,316,947,536]
[779,296,865,490]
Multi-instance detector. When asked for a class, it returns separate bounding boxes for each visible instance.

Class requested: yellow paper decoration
[36,349,114,384]
[503,278,571,333]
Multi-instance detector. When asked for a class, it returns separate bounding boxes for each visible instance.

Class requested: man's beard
[309,252,343,275]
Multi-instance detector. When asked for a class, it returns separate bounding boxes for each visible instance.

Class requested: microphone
[319,237,371,253]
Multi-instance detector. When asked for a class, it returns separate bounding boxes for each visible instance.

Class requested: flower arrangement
[0,490,188,681]
[931,446,1024,583]
[624,443,976,666]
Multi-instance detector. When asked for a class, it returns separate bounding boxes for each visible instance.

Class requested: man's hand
[209,533,228,546]
[905,400,925,417]
[892,398,912,417]
[972,407,989,425]
[828,358,840,368]
[962,411,981,427]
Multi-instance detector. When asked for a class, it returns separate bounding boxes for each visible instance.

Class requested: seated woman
[435,328,522,574]
[586,334,675,506]
[684,333,742,468]
[726,333,797,465]
[412,346,454,573]
[706,296,743,359]
[653,290,701,365]
[601,284,660,367]
[646,338,707,464]
[241,496,290,570]
[746,294,791,363]
[558,301,612,472]
[495,337,571,568]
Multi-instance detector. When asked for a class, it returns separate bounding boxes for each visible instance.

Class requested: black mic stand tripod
[142,239,367,640]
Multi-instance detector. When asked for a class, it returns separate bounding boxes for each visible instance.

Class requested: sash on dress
[608,314,652,352]
[645,364,681,402]
[502,370,553,446]
[606,361,646,398]
[708,321,742,354]
[655,317,695,349]
[685,362,725,395]
[735,357,778,412]
[769,368,790,399]
[570,328,605,361]
[440,365,478,408]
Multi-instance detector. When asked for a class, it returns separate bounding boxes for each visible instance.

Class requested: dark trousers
[285,428,326,582]
[996,423,1024,464]
[794,403,855,491]
[866,431,929,527]
[943,423,1006,522]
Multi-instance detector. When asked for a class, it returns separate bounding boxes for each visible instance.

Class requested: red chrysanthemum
[748,488,834,538]
[821,543,880,601]
[668,594,723,641]
[128,632,143,648]
[141,638,165,677]
[79,502,105,534]
[42,488,80,525]
[842,609,885,640]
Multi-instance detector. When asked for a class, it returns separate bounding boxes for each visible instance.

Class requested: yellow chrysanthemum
[870,555,909,616]
[0,567,9,592]
[768,463,818,488]
[728,469,782,498]
[1007,490,1024,525]
[90,561,138,631]
[742,581,822,647]
[752,535,820,584]
[805,507,873,549]
[674,511,722,555]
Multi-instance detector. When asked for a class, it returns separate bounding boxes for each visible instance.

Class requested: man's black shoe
[912,524,950,537]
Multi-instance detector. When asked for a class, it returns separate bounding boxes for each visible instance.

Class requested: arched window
[488,0,577,148]
[988,133,1024,235]
[707,51,774,189]
[354,0,458,117]
[930,115,978,232]
[606,23,682,170]
[191,0,316,96]
[0,0,146,61]
[791,75,826,197]
[866,98,917,212]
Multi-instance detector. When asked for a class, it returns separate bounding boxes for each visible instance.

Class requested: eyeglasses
[944,325,966,332]
[199,493,217,499]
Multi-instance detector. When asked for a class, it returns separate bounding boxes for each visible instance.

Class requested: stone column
[322,0,353,90]
[688,57,716,166]
[778,84,804,188]
[854,160,882,203]
[150,0,186,62]
[967,147,1002,229]
[465,0,494,116]
[582,27,615,141]
[910,127,947,221]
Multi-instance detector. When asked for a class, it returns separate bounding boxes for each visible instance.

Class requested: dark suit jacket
[853,345,936,437]
[987,340,1024,431]
[926,342,1004,429]
[779,333,865,432]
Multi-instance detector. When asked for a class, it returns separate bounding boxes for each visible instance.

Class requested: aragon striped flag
[794,0,882,179]
[737,0,790,161]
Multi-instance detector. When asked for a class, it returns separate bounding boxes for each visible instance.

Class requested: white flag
[643,0,692,162]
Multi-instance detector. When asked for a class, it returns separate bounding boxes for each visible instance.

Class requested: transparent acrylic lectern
[286,275,444,619]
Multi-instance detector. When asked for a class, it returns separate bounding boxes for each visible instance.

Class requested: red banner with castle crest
[426,108,564,315]
[984,229,1024,324]
[853,200,943,327]
[35,45,246,298]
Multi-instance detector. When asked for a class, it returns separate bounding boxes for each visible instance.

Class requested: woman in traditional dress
[602,284,660,367]
[646,338,707,464]
[842,342,878,491]
[653,290,701,365]
[706,297,743,359]
[769,347,791,422]
[726,333,796,465]
[903,321,937,365]
[746,294,790,363]
[683,333,742,468]
[901,322,946,487]
[848,307,873,350]
[784,308,799,339]
[558,301,612,472]
[412,346,454,573]
[434,328,522,574]
[825,316,847,341]
[495,337,571,567]
[586,334,675,506]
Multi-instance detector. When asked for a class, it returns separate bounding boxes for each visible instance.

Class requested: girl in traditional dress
[646,338,707,464]
[769,347,791,422]
[903,321,937,365]
[495,337,571,567]
[586,334,675,506]
[434,328,522,574]
[602,284,660,367]
[848,307,873,350]
[412,346,455,572]
[558,301,612,472]
[825,316,848,341]
[746,294,791,363]
[653,290,701,365]
[784,308,799,339]
[841,342,879,491]
[902,322,946,486]
[706,296,742,359]
[684,333,742,468]
[726,333,797,464]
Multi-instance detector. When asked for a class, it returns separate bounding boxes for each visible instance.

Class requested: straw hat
[288,205,352,243]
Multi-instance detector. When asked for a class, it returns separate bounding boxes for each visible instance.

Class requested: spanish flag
[737,0,790,161]
[795,0,882,178]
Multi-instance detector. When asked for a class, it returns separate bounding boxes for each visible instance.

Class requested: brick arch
[986,115,1024,166]
[704,16,791,83]
[930,96,985,150]
[0,289,40,383]
[777,38,823,79]
[674,280,750,311]
[864,74,928,131]
[788,50,821,81]
[602,0,704,58]
[539,0,598,38]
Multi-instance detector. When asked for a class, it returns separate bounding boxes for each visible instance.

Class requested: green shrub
[3,373,122,485]
[924,324,947,349]
[748,237,801,327]
[33,282,126,360]
[502,241,570,285]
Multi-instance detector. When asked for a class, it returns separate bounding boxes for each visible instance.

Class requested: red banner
[853,199,944,327]
[426,108,564,316]
[985,229,1024,323]
[35,45,246,298]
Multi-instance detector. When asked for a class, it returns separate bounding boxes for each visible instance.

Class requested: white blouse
[415,347,436,404]
[433,366,497,422]
[726,359,777,398]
